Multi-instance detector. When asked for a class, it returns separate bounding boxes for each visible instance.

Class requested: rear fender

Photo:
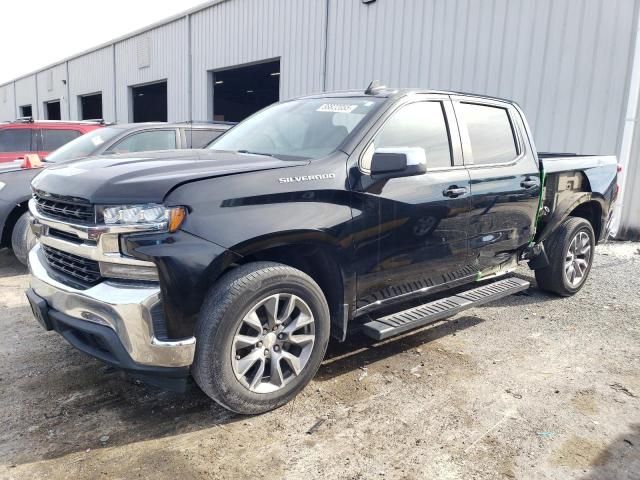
[535,192,605,244]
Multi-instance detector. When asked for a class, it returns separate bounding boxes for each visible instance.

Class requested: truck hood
[31,149,308,204]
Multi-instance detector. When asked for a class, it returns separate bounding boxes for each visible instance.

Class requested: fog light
[99,262,159,281]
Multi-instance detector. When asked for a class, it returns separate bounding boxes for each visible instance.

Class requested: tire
[192,261,330,414]
[535,217,595,296]
[11,212,36,267]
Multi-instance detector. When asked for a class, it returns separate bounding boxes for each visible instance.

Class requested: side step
[361,277,530,341]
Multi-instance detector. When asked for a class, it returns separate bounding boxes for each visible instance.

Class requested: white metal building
[0,0,639,238]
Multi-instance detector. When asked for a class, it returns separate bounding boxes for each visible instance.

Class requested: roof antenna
[365,80,385,95]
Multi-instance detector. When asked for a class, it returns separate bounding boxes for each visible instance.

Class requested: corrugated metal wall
[68,46,116,121]
[13,76,38,118]
[326,0,638,156]
[35,63,68,119]
[0,83,15,120]
[1,0,638,236]
[4,0,637,154]
[190,0,325,120]
[114,18,190,122]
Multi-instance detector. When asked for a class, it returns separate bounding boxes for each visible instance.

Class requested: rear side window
[42,129,82,151]
[108,130,177,153]
[0,128,32,152]
[369,101,452,169]
[187,129,224,148]
[459,103,518,165]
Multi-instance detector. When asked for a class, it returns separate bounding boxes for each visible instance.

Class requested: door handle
[520,179,538,189]
[443,186,467,198]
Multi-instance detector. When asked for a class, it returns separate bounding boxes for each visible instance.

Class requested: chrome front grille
[33,191,95,223]
[41,244,102,285]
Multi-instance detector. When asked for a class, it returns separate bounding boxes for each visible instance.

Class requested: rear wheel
[11,212,36,267]
[192,261,330,414]
[535,217,595,296]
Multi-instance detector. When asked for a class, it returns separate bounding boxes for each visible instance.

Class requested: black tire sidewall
[193,264,330,414]
[11,212,35,266]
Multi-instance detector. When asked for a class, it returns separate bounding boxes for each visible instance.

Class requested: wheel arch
[536,193,606,245]
[568,200,603,243]
[228,238,353,342]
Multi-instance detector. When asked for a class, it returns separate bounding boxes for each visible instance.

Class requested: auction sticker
[317,103,358,113]
[91,135,105,146]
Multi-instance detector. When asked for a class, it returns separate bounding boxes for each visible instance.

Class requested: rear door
[351,95,474,314]
[452,97,540,270]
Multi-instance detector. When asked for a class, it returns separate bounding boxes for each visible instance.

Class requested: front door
[350,97,474,314]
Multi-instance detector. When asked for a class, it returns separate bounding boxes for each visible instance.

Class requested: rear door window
[42,129,83,151]
[186,129,225,148]
[459,103,518,165]
[0,128,32,152]
[107,129,177,153]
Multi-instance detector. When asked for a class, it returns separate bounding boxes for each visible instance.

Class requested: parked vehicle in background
[0,118,103,163]
[44,121,233,163]
[25,86,618,414]
[1,121,233,266]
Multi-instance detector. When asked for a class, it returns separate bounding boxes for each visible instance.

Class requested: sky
[0,0,209,84]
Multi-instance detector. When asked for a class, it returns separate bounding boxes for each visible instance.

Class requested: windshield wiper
[236,150,275,157]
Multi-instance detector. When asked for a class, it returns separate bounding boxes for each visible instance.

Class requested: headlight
[102,204,186,232]
[0,181,5,192]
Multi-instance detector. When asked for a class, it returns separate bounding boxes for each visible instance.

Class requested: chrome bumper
[29,244,195,368]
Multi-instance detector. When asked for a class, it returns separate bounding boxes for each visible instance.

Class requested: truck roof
[299,87,516,105]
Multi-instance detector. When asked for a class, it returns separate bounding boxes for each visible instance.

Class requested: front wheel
[192,262,330,414]
[535,217,595,296]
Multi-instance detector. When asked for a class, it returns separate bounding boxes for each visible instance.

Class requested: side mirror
[370,147,427,178]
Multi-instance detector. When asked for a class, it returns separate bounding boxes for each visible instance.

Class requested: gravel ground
[0,242,639,480]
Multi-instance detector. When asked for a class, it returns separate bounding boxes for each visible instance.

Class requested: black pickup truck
[25,86,618,414]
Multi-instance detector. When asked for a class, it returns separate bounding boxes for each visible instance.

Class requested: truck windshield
[209,97,384,159]
[45,127,124,163]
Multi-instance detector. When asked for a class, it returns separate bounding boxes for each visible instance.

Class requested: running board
[361,277,530,341]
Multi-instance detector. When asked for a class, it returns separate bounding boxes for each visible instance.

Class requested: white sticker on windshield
[91,135,104,146]
[317,104,358,113]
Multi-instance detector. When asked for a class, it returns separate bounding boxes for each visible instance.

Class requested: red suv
[0,118,103,163]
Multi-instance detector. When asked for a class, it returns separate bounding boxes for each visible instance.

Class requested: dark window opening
[80,93,103,120]
[46,101,61,120]
[213,60,280,122]
[20,105,32,118]
[132,81,167,122]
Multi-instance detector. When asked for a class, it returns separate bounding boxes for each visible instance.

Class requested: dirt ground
[0,242,639,480]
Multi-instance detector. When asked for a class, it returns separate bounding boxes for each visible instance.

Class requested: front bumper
[28,244,196,370]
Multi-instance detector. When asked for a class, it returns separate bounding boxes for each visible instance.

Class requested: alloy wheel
[564,230,592,287]
[231,293,315,393]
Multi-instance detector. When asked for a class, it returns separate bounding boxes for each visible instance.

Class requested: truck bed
[537,153,618,242]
